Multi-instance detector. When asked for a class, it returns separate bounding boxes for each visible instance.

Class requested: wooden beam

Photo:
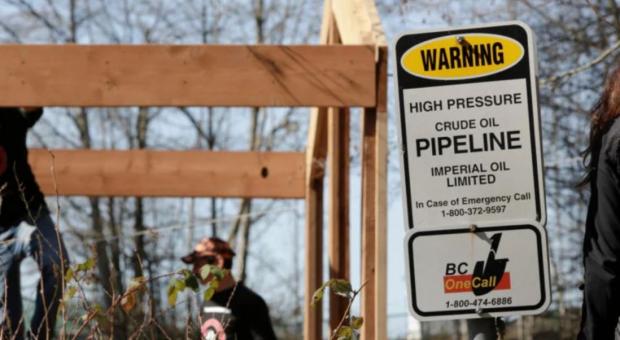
[332,0,387,46]
[304,177,324,340]
[328,107,350,333]
[29,149,305,198]
[0,45,375,107]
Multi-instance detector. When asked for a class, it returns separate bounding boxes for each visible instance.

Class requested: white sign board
[393,21,551,321]
[404,224,550,320]
[394,21,546,230]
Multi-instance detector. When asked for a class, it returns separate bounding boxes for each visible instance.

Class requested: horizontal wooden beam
[29,149,305,198]
[0,45,375,107]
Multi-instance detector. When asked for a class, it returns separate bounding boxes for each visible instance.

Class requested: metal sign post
[393,21,551,326]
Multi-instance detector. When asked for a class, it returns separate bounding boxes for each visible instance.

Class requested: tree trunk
[73,109,115,310]
[107,196,126,339]
[132,107,156,321]
[236,200,253,282]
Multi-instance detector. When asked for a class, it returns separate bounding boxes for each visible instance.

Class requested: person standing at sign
[579,63,620,339]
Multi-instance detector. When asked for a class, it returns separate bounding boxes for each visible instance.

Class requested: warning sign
[394,22,546,230]
[394,22,551,321]
[404,224,551,320]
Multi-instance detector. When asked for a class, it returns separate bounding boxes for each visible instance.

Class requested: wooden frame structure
[20,1,387,338]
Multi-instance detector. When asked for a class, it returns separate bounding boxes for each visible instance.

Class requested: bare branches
[542,39,620,87]
[6,0,67,41]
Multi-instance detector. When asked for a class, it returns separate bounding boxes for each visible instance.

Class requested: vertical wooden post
[330,0,388,337]
[303,1,333,338]
[360,45,388,340]
[360,107,378,340]
[374,46,388,340]
[304,100,328,340]
[304,176,324,340]
[304,96,328,338]
[328,107,350,332]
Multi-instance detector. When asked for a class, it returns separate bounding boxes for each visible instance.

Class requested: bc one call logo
[443,233,511,295]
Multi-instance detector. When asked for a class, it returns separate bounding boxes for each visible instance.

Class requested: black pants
[579,256,620,339]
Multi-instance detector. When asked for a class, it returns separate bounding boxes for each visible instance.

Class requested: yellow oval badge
[400,33,524,80]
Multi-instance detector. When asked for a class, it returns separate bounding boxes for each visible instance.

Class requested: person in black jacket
[182,237,277,340]
[579,63,620,339]
[0,108,69,340]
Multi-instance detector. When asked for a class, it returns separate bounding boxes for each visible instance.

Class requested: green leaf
[329,279,353,298]
[311,284,326,307]
[167,282,180,306]
[63,286,77,301]
[174,279,186,291]
[167,282,175,294]
[76,257,95,272]
[199,264,227,281]
[202,279,219,295]
[84,258,96,271]
[351,316,364,330]
[336,325,353,339]
[64,268,74,282]
[203,286,216,301]
[200,265,212,280]
[211,267,226,280]
[91,303,103,314]
[168,289,178,306]
[185,274,199,291]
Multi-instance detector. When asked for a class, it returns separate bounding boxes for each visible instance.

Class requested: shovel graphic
[472,233,508,296]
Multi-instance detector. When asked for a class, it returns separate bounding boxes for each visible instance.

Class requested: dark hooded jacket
[0,108,48,228]
[581,117,620,339]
